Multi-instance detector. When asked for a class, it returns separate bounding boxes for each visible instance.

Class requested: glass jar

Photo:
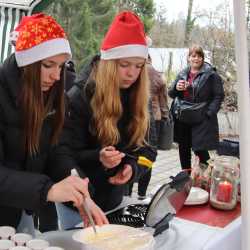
[209,156,239,210]
[191,156,212,191]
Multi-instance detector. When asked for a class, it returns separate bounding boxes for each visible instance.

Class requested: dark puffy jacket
[52,56,157,211]
[0,54,75,228]
[169,62,224,150]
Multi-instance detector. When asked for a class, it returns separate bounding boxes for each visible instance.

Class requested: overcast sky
[154,0,233,23]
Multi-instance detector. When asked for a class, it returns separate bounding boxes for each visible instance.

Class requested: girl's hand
[176,80,187,91]
[47,176,109,227]
[99,146,125,169]
[109,164,133,185]
[47,176,90,207]
[78,197,109,227]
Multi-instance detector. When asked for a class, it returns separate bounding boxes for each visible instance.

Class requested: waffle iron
[107,171,191,236]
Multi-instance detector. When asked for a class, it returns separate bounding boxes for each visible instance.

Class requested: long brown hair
[90,59,150,147]
[20,61,65,155]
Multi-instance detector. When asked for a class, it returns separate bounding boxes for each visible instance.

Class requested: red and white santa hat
[10,13,71,67]
[100,11,148,60]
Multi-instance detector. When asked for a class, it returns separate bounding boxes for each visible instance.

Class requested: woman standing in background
[169,45,224,171]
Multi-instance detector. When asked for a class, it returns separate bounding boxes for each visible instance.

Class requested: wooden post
[233,1,250,249]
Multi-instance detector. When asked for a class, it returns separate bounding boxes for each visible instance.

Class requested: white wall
[149,48,211,73]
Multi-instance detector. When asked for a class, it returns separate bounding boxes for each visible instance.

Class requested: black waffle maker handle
[153,213,174,237]
[169,171,190,191]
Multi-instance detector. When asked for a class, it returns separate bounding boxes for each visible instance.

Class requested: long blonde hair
[90,59,150,147]
[20,61,65,155]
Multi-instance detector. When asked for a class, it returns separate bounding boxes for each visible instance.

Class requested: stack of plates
[184,187,209,205]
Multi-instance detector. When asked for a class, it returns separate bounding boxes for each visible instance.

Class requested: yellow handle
[137,156,153,169]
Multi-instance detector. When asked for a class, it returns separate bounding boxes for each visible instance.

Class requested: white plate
[184,187,209,205]
[72,224,155,250]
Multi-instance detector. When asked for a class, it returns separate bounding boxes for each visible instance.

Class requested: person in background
[128,54,168,200]
[168,45,224,172]
[148,54,169,141]
[0,13,107,233]
[52,11,157,229]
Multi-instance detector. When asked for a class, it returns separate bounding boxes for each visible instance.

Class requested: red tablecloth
[176,202,241,228]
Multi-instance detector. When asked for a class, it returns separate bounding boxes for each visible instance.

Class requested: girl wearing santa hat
[0,13,107,233]
[53,11,157,229]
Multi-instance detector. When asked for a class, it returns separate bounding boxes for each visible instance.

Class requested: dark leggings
[178,124,210,170]
[138,169,152,196]
[127,169,152,197]
[179,144,210,170]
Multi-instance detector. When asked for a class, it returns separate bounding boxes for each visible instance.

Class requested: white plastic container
[0,239,15,250]
[11,233,32,246]
[72,224,155,250]
[44,247,64,250]
[10,247,31,250]
[184,187,209,205]
[26,239,49,250]
[0,227,16,240]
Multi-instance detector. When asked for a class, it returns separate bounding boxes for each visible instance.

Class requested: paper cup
[0,227,16,240]
[0,239,15,250]
[26,240,49,250]
[11,234,32,246]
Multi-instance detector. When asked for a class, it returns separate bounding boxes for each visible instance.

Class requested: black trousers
[134,120,160,196]
[127,169,152,197]
[178,125,210,170]
[126,117,158,197]
[138,169,152,196]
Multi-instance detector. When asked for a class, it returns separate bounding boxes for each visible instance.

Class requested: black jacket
[0,54,73,228]
[52,57,157,211]
[169,62,224,150]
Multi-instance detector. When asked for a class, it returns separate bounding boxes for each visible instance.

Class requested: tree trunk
[166,52,173,84]
[184,0,194,47]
